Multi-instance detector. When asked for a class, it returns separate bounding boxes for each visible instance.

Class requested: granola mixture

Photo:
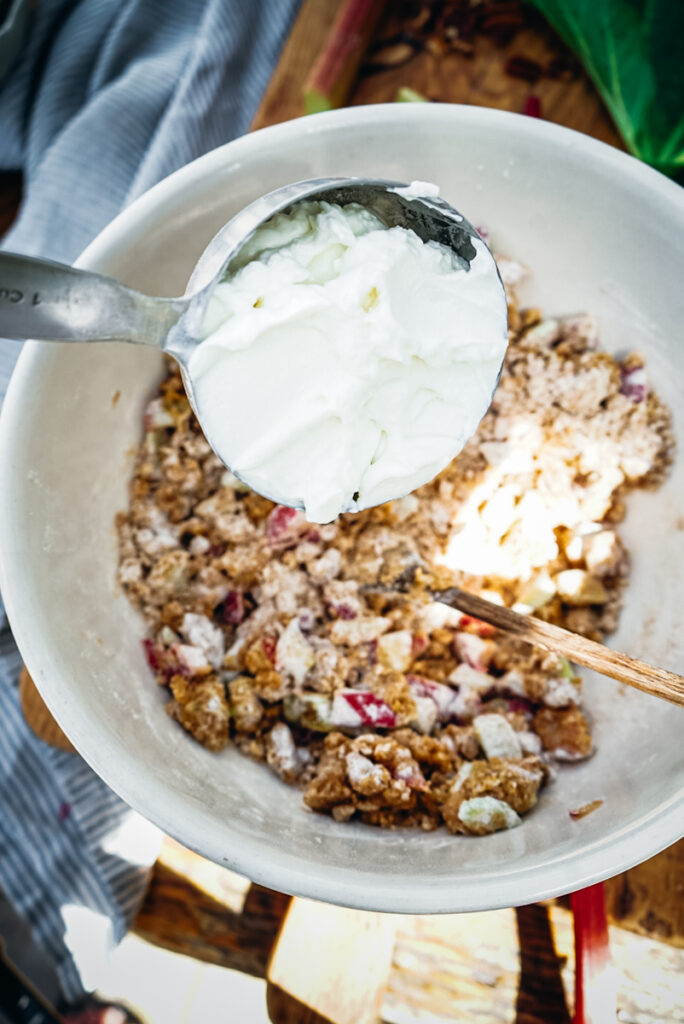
[116,257,673,837]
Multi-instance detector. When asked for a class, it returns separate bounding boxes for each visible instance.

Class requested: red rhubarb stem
[570,882,616,1024]
[303,0,389,113]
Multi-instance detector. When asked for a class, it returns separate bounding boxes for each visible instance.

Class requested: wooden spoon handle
[435,587,684,709]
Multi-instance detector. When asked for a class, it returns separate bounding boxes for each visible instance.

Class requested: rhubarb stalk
[303,0,389,114]
[570,882,617,1023]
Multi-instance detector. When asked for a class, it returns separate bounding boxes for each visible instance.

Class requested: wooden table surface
[6,1,684,1021]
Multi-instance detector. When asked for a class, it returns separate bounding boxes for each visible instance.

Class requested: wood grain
[267,983,334,1024]
[268,899,397,1024]
[133,836,290,978]
[19,668,75,753]
[515,904,570,1023]
[434,586,684,708]
[604,843,684,949]
[381,905,684,1023]
[252,0,344,131]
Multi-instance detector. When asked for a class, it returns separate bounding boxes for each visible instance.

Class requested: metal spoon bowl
[0,177,500,509]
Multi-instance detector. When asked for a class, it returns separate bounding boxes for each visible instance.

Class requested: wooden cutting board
[253,0,623,146]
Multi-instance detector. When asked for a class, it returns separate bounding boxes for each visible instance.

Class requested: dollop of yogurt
[190,189,507,523]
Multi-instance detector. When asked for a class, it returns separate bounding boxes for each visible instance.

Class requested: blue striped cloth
[0,0,300,1002]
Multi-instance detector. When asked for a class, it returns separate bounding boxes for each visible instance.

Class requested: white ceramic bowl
[1,105,683,914]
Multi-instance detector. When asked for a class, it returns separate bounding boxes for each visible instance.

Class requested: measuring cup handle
[0,252,185,347]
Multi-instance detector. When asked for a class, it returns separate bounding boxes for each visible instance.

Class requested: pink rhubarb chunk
[330,690,397,729]
[266,505,308,548]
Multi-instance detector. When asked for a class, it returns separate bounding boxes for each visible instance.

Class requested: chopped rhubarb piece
[143,397,174,430]
[266,723,301,782]
[180,612,224,668]
[335,602,357,620]
[450,686,482,723]
[454,632,494,670]
[458,796,520,834]
[407,674,460,721]
[267,504,297,536]
[142,637,194,682]
[298,607,315,631]
[411,695,438,734]
[543,676,580,708]
[393,759,427,791]
[142,637,162,670]
[512,570,556,614]
[276,619,314,685]
[172,643,210,675]
[496,669,526,697]
[458,615,496,638]
[266,505,307,548]
[261,635,277,664]
[221,590,245,625]
[449,663,495,694]
[419,601,464,631]
[159,626,178,647]
[330,616,389,645]
[284,693,333,731]
[558,656,575,681]
[330,691,364,728]
[473,713,522,759]
[583,531,620,577]
[519,731,543,755]
[523,95,542,118]
[345,690,397,728]
[411,632,428,657]
[330,689,396,729]
[619,364,647,402]
[377,630,413,671]
[554,569,608,606]
[506,697,535,717]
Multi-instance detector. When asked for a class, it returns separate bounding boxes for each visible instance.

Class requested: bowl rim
[1,103,683,913]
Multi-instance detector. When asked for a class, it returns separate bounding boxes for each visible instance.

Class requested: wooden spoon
[431,586,684,709]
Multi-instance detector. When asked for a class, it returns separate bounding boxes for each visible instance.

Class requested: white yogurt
[190,190,507,523]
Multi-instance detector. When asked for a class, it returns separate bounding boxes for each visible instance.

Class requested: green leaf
[526,0,684,181]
